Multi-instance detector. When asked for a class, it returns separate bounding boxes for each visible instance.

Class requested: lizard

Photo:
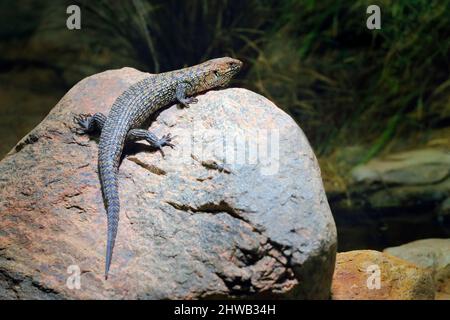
[74,57,242,279]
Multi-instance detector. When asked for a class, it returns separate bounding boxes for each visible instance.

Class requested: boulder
[384,238,450,300]
[0,68,337,299]
[332,250,435,300]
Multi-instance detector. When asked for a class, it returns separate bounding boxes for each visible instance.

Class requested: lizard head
[199,57,243,89]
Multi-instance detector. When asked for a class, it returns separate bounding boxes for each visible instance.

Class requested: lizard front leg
[74,113,107,134]
[176,82,198,108]
[126,129,174,157]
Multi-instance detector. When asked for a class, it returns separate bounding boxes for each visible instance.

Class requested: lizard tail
[100,162,121,280]
[105,199,119,280]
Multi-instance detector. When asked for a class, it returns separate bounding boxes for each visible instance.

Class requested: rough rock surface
[331,250,435,300]
[385,238,450,300]
[0,68,337,299]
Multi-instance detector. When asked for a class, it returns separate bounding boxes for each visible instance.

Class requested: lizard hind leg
[126,129,175,157]
[74,113,107,134]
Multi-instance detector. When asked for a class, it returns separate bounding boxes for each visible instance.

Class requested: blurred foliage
[1,0,449,159]
[34,0,276,80]
[249,0,450,156]
[75,0,275,72]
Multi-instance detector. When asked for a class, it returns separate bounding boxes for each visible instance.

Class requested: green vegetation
[248,0,450,157]
[2,0,449,160]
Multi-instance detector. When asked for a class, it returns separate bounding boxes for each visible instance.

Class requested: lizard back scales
[74,57,242,278]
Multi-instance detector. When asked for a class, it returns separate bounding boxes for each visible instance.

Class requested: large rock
[385,239,450,300]
[0,68,337,299]
[332,250,435,300]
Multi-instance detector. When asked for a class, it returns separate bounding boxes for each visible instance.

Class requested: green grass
[246,0,450,158]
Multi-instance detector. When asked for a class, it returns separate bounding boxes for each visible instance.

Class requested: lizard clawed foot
[155,133,175,157]
[179,97,198,108]
[73,113,94,134]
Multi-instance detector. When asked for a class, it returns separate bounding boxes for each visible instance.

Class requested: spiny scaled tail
[105,208,119,279]
[100,164,120,280]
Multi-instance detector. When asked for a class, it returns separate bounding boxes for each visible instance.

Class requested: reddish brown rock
[332,250,435,300]
[0,68,336,299]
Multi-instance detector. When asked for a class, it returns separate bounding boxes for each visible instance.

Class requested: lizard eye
[213,71,220,78]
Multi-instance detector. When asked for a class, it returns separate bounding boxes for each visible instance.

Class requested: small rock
[351,149,450,185]
[332,250,435,300]
[384,239,450,300]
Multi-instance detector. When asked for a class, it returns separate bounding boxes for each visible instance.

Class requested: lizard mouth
[220,59,242,86]
[228,59,243,73]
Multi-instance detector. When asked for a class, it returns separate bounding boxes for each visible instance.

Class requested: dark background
[0,0,449,250]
